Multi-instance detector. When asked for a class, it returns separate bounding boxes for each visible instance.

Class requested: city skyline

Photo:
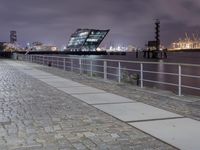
[0,0,200,48]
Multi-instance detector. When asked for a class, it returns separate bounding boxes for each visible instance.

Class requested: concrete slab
[33,75,61,79]
[94,103,182,122]
[22,70,52,76]
[57,86,106,94]
[4,61,26,67]
[130,118,200,150]
[39,78,77,83]
[44,81,85,88]
[27,72,52,76]
[72,93,136,104]
[39,78,69,82]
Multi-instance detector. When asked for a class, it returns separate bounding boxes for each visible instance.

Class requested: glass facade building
[66,29,109,51]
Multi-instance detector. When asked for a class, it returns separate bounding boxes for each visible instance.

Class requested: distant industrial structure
[66,29,109,51]
[146,20,161,51]
[143,19,167,59]
[170,33,200,50]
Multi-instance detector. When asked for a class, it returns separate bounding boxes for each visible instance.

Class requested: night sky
[0,0,200,49]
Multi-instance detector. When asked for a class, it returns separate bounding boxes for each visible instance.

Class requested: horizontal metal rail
[29,54,200,67]
[121,68,141,72]
[143,70,178,76]
[143,79,178,87]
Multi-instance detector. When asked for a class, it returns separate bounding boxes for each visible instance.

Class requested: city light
[171,33,200,50]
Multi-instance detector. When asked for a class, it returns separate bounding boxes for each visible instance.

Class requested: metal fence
[13,53,200,96]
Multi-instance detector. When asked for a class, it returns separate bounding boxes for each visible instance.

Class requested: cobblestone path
[0,60,176,150]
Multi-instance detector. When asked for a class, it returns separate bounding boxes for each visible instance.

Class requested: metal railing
[13,53,200,96]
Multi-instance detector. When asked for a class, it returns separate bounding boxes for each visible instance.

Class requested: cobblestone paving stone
[30,61,200,121]
[0,60,176,149]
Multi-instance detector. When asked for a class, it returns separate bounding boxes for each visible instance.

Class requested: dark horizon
[0,0,200,48]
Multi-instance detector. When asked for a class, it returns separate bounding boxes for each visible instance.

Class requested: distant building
[66,29,109,51]
[27,42,58,51]
[2,43,22,52]
[0,42,6,51]
[102,45,136,52]
[10,31,17,43]
[0,31,23,52]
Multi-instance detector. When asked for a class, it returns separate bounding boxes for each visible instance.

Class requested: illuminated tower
[10,31,17,43]
[155,19,160,51]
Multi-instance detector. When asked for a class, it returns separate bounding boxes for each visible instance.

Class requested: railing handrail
[27,54,200,67]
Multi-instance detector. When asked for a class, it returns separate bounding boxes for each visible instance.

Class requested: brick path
[0,60,176,150]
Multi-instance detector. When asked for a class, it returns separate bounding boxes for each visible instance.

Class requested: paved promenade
[1,60,200,150]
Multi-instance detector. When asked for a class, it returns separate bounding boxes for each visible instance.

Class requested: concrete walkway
[2,60,200,150]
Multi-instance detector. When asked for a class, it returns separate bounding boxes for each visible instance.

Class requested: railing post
[71,59,73,72]
[52,57,54,66]
[140,63,143,88]
[118,62,121,83]
[43,56,45,65]
[90,60,93,77]
[57,57,59,68]
[79,58,82,74]
[178,65,182,96]
[104,61,107,80]
[63,58,66,71]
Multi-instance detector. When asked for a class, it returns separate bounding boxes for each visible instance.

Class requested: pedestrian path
[6,60,200,150]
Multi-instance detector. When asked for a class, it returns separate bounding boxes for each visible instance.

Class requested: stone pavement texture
[0,60,177,150]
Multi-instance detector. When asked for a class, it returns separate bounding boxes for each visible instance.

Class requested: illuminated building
[66,29,109,51]
[0,42,6,51]
[100,45,136,52]
[28,42,58,51]
[171,33,200,50]
[2,43,22,52]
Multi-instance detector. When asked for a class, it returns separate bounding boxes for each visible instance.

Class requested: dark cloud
[181,1,200,14]
[0,0,200,48]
